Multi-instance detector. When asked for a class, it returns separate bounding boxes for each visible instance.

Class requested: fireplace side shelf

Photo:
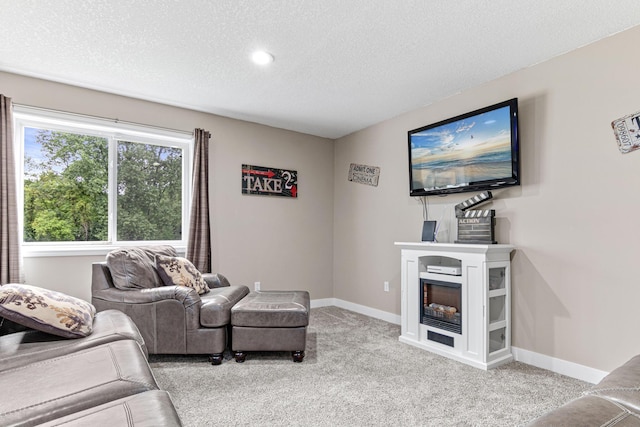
[395,242,514,370]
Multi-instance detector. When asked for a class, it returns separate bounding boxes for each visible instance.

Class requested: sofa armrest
[92,285,201,309]
[203,273,231,289]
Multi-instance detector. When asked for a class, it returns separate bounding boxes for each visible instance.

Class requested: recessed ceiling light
[251,50,274,65]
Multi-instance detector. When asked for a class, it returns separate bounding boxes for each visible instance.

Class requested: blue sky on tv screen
[410,106,511,161]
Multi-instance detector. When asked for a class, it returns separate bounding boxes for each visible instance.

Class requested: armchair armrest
[203,273,231,289]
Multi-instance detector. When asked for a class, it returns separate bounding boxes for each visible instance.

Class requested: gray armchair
[91,246,249,364]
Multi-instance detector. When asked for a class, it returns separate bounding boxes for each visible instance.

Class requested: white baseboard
[310,298,335,308]
[310,298,401,324]
[511,347,608,384]
[311,298,608,384]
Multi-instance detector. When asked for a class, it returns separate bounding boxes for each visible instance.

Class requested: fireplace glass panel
[489,327,506,353]
[489,267,506,291]
[420,279,462,334]
[489,295,505,323]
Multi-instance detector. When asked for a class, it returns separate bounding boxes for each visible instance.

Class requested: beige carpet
[149,306,589,426]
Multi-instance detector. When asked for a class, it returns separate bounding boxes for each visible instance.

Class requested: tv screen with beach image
[410,105,513,192]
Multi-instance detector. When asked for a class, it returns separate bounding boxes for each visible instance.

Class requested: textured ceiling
[2,1,640,139]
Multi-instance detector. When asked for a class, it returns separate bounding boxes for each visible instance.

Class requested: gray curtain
[0,94,21,284]
[186,128,211,273]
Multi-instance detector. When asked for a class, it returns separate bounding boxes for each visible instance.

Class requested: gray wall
[1,71,334,302]
[333,25,640,372]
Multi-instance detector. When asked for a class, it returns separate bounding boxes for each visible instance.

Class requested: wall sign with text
[348,163,380,187]
[612,110,640,154]
[242,164,298,198]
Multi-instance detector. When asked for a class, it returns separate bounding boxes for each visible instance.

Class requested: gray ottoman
[231,291,310,363]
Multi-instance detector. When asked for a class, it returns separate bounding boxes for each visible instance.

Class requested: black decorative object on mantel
[454,191,497,244]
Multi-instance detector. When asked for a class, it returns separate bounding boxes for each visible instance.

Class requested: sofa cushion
[156,255,209,295]
[36,390,182,427]
[587,354,640,413]
[526,395,640,426]
[0,284,95,339]
[107,245,177,290]
[0,309,147,372]
[0,339,158,426]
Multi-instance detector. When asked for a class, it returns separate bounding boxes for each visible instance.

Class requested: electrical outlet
[384,281,390,292]
[254,281,261,291]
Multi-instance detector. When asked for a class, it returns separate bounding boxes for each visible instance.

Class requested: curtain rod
[13,103,195,137]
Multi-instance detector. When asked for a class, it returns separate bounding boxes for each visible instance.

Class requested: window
[14,106,192,256]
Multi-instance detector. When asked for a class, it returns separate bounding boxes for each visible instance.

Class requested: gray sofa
[0,309,182,426]
[528,354,640,426]
[91,245,250,364]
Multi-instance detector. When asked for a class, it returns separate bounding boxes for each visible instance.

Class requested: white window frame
[14,106,193,257]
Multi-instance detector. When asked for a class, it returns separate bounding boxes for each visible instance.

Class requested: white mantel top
[394,242,514,254]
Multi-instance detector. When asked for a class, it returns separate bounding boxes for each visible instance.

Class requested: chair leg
[209,353,223,365]
[292,351,305,363]
[234,351,247,363]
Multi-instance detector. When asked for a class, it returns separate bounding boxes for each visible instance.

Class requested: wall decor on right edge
[612,110,640,154]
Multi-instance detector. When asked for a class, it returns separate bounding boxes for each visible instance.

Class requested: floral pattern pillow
[155,256,209,295]
[0,284,96,338]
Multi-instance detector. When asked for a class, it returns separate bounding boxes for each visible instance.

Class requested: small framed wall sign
[348,163,380,187]
[612,110,640,154]
[241,164,297,198]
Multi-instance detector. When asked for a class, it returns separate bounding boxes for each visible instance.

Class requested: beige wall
[1,71,334,302]
[333,25,640,372]
[4,25,640,373]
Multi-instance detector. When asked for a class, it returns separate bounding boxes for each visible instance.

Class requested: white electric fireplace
[395,242,515,370]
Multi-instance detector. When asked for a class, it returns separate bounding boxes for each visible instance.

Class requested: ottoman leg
[209,353,223,365]
[234,351,247,363]
[292,351,305,363]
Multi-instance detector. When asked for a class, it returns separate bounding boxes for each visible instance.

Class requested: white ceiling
[2,1,640,139]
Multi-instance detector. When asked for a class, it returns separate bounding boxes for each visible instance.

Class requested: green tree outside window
[24,129,183,243]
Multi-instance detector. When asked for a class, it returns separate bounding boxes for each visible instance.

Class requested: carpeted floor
[149,306,590,426]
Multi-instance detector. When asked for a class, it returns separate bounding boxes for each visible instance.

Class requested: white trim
[310,298,336,309]
[310,299,609,383]
[333,299,401,325]
[311,298,401,325]
[13,105,192,139]
[511,346,608,384]
[22,245,187,258]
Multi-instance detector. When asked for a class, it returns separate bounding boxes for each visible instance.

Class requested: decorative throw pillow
[155,256,209,295]
[0,284,96,338]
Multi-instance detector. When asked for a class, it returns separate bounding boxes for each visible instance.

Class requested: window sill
[22,244,187,258]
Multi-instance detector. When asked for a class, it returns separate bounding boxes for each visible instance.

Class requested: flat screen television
[408,98,520,197]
